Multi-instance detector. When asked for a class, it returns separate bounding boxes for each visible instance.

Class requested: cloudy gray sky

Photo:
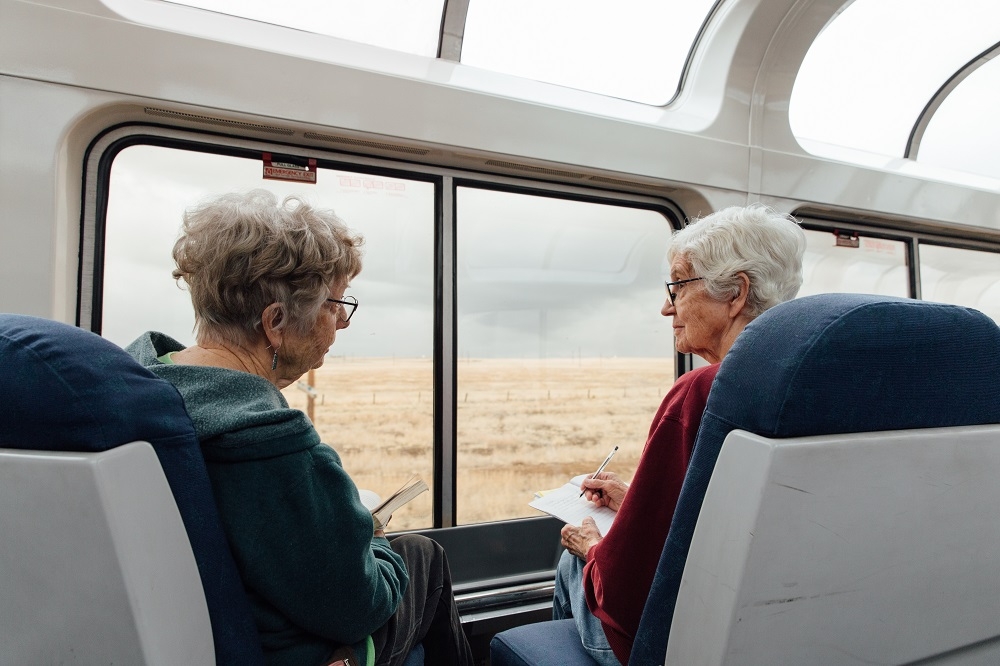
[102,145,677,358]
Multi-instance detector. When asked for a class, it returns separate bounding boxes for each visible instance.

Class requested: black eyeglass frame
[664,277,705,304]
[326,296,359,322]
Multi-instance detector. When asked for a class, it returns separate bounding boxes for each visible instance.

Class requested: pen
[580,445,619,497]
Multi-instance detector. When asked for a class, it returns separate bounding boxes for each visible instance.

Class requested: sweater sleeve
[582,363,719,665]
[209,440,408,646]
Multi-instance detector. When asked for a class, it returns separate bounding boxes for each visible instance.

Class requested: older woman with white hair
[553,203,806,666]
[127,190,473,666]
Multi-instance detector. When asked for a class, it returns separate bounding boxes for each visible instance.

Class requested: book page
[529,482,616,534]
[371,476,428,530]
[357,489,381,511]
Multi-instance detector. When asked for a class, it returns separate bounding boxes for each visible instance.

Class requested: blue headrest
[0,314,264,665]
[630,294,1000,665]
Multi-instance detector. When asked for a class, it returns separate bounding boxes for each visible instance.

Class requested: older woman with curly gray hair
[127,189,472,666]
[553,204,806,666]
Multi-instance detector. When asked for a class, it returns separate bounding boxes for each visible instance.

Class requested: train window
[917,56,1000,181]
[790,0,1000,159]
[919,244,1000,324]
[162,0,445,57]
[797,228,909,299]
[460,0,717,105]
[103,144,437,529]
[454,187,674,524]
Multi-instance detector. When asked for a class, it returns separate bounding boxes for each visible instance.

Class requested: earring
[271,348,279,370]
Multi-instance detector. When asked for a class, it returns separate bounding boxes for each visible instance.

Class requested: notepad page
[529,483,616,534]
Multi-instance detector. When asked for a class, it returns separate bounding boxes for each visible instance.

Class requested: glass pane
[919,244,1000,324]
[104,145,436,530]
[456,187,674,524]
[797,228,909,298]
[164,0,445,57]
[790,0,1000,158]
[918,56,1000,181]
[461,0,718,105]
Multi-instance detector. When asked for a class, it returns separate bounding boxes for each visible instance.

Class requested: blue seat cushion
[0,314,264,665]
[490,619,600,666]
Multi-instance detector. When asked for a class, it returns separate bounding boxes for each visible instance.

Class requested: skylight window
[917,56,1000,181]
[164,0,445,57]
[460,0,718,105]
[790,0,1000,166]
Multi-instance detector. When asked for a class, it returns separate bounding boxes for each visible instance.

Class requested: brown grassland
[282,357,675,531]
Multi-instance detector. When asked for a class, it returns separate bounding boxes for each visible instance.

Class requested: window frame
[81,123,683,529]
[795,211,1000,302]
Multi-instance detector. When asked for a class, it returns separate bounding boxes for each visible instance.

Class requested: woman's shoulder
[650,363,721,423]
[673,363,721,393]
[192,375,316,458]
[125,331,325,459]
[686,362,721,383]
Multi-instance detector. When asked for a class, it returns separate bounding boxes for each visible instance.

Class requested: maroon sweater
[582,363,720,665]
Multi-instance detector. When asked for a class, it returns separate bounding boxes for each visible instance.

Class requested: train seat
[0,442,217,664]
[0,314,264,664]
[491,293,1000,666]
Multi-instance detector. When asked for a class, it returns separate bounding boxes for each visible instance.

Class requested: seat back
[0,442,214,664]
[669,424,1000,665]
[630,294,1000,665]
[0,314,264,665]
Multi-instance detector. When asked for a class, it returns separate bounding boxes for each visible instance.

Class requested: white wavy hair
[666,204,806,318]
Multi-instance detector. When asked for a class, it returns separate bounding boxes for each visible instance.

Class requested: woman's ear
[261,303,285,349]
[729,273,751,317]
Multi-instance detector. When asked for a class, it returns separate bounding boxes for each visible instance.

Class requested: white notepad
[529,476,616,534]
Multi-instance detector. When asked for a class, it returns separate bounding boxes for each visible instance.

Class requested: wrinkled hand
[561,517,603,560]
[580,472,628,512]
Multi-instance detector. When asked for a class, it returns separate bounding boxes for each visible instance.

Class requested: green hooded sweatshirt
[128,331,407,666]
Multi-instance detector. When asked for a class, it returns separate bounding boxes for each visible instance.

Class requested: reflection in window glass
[164,0,445,57]
[104,145,436,529]
[456,188,674,524]
[790,0,1000,158]
[919,244,1000,324]
[461,0,717,105]
[918,56,1000,181]
[797,228,909,298]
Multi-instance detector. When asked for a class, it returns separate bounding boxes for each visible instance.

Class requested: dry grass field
[282,356,675,530]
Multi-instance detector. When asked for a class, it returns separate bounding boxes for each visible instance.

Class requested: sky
[102,147,677,358]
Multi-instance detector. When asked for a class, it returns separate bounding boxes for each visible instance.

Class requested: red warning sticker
[263,153,317,184]
[834,230,860,248]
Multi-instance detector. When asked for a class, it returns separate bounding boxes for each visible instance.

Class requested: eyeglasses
[664,277,705,304]
[326,295,358,322]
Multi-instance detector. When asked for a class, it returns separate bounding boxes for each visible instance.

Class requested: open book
[358,475,429,531]
[529,474,616,534]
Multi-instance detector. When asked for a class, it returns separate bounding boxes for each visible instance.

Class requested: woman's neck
[172,341,269,378]
[711,316,753,364]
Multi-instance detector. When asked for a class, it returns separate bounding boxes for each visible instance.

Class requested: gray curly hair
[172,189,364,346]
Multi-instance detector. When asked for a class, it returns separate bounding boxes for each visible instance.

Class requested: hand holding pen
[579,445,629,512]
[580,445,618,497]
